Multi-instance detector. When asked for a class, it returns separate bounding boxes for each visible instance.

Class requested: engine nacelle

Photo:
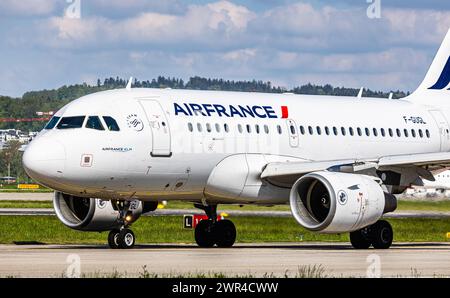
[290,171,396,233]
[53,192,144,231]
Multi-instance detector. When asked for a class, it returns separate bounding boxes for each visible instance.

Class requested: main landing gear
[350,220,393,249]
[194,204,237,248]
[108,201,136,249]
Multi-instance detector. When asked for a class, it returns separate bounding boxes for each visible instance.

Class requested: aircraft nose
[22,138,66,183]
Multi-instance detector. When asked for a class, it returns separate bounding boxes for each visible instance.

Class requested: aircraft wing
[261,152,450,185]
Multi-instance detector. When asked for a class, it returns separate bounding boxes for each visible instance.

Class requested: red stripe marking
[281,106,289,118]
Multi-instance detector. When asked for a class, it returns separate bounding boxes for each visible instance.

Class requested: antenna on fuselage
[357,87,364,98]
[126,77,133,91]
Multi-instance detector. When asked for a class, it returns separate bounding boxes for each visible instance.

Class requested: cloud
[39,1,255,50]
[0,0,59,17]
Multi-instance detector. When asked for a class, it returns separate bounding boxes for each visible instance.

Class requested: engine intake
[290,171,396,233]
[53,192,143,231]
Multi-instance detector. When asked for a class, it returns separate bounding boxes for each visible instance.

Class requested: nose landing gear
[194,204,237,248]
[107,201,137,249]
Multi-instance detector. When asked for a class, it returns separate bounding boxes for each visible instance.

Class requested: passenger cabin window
[341,127,346,136]
[215,123,221,133]
[349,127,354,136]
[277,125,282,134]
[300,126,305,135]
[264,125,269,134]
[86,116,105,131]
[206,123,212,133]
[197,123,202,132]
[325,127,330,135]
[57,116,85,129]
[316,126,321,135]
[44,116,60,130]
[381,128,386,137]
[224,123,230,133]
[357,127,362,136]
[333,127,338,136]
[188,123,193,132]
[103,116,120,131]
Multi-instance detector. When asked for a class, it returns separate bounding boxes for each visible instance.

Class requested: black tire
[195,220,215,248]
[117,228,135,249]
[370,220,393,249]
[350,228,371,249]
[108,229,120,249]
[214,220,236,248]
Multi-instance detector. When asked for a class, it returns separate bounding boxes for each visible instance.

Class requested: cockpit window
[86,116,105,131]
[103,116,120,131]
[44,116,60,129]
[57,116,86,129]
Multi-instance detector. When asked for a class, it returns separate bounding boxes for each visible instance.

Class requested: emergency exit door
[139,99,172,157]
[286,119,299,147]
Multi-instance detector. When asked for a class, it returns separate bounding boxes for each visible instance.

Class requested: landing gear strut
[194,204,236,248]
[350,220,393,249]
[108,200,136,249]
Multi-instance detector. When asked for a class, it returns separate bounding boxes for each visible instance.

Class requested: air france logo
[174,103,289,119]
[429,56,450,90]
[337,190,348,205]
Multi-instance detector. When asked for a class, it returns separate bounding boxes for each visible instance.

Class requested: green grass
[0,201,52,208]
[1,199,449,212]
[396,200,450,211]
[0,215,448,244]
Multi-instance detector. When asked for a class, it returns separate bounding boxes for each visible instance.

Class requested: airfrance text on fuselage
[173,103,288,119]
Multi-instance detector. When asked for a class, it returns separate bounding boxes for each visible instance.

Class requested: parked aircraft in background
[23,29,450,249]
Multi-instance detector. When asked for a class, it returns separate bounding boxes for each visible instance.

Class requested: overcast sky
[0,0,449,97]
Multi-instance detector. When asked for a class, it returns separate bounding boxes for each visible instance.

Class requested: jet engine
[53,192,151,231]
[289,171,397,233]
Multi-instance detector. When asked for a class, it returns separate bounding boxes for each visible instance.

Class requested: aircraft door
[429,110,450,152]
[139,99,172,157]
[286,119,299,147]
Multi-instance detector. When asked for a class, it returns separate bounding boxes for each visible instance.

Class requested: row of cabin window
[298,125,430,138]
[187,122,283,134]
[187,122,431,139]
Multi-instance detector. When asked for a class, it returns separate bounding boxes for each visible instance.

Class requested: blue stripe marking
[429,56,450,90]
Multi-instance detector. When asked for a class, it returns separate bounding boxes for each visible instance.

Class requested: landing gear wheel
[350,228,371,249]
[195,220,215,248]
[370,220,393,249]
[117,228,135,249]
[108,229,120,249]
[214,220,236,248]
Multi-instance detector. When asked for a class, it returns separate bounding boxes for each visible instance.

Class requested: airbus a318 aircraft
[23,29,450,249]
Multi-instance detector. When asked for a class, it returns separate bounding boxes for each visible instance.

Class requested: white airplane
[23,29,450,250]
[410,169,450,192]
